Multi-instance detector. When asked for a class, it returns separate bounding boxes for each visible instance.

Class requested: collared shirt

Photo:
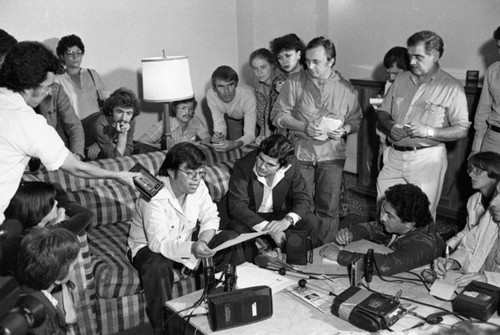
[128,176,220,269]
[142,116,209,144]
[473,61,500,151]
[379,66,470,148]
[0,88,69,223]
[55,68,106,120]
[251,164,299,231]
[207,85,257,145]
[41,290,59,308]
[82,112,135,158]
[271,70,362,162]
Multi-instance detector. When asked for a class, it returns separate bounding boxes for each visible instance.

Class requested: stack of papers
[429,271,462,300]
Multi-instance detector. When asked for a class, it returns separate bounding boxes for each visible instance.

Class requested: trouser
[228,210,319,259]
[130,230,246,332]
[298,159,345,245]
[377,144,447,219]
[480,128,500,154]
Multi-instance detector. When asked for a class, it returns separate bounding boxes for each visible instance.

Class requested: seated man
[82,87,140,159]
[434,182,500,287]
[127,142,246,333]
[321,183,445,275]
[208,65,256,152]
[227,134,318,253]
[36,82,86,160]
[15,227,80,335]
[137,96,210,146]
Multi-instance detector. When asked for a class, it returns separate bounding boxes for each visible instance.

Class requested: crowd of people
[2,24,500,334]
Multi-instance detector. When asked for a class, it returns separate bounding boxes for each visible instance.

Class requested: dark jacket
[337,221,446,276]
[19,286,67,335]
[228,149,312,229]
[36,83,85,157]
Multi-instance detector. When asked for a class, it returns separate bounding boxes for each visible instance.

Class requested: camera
[0,276,46,335]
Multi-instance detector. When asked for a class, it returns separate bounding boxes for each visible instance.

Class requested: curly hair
[0,29,17,57]
[4,182,57,229]
[16,227,80,290]
[407,30,444,58]
[56,34,85,59]
[249,48,276,68]
[211,65,238,88]
[269,33,306,65]
[383,46,409,71]
[384,184,432,228]
[158,142,206,177]
[0,41,61,92]
[102,87,141,119]
[171,96,197,117]
[258,134,294,168]
[468,151,500,181]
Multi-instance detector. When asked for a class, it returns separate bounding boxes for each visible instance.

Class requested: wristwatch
[427,127,435,138]
[284,215,295,226]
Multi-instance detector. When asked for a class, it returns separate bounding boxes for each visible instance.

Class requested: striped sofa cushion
[88,222,142,299]
[203,161,235,203]
[68,184,137,228]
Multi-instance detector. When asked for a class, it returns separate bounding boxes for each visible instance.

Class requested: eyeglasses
[467,166,485,176]
[178,168,206,180]
[39,84,53,97]
[65,50,83,57]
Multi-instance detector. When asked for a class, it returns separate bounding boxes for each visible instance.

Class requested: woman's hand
[433,257,459,278]
[335,228,353,246]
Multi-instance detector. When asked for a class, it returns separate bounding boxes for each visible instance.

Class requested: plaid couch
[22,145,252,335]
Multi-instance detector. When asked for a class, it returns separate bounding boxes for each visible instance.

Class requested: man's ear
[404,221,416,231]
[328,57,336,68]
[431,50,440,62]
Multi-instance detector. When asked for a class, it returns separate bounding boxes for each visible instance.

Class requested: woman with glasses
[55,34,106,120]
[445,151,500,250]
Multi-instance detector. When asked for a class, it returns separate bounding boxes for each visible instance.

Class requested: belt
[391,144,433,152]
[487,121,500,133]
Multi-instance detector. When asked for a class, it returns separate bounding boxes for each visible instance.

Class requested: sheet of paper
[314,117,342,141]
[235,262,295,294]
[342,239,394,255]
[429,271,462,300]
[212,231,267,253]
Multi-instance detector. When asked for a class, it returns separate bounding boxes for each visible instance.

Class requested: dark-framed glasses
[178,168,206,180]
[65,50,83,57]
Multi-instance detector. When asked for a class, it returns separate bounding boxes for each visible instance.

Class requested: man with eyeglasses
[127,142,246,333]
[376,30,470,219]
[0,41,137,225]
[227,134,318,254]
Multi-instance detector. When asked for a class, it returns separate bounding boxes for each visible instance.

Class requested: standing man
[0,41,136,224]
[376,31,470,218]
[227,134,318,253]
[127,142,246,333]
[208,65,256,152]
[271,36,362,244]
[472,26,500,155]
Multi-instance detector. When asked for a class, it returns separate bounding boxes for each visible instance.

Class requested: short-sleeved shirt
[0,88,69,222]
[378,67,470,147]
[207,86,257,145]
[142,116,209,144]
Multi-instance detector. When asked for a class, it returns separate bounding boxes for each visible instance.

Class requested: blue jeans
[298,159,344,245]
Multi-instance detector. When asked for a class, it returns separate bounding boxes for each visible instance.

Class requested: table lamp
[142,52,194,150]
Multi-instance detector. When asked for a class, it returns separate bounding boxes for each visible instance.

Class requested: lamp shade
[142,55,194,103]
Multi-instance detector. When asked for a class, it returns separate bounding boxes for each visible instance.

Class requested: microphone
[254,254,281,271]
[254,255,316,279]
[364,248,374,287]
[0,220,23,242]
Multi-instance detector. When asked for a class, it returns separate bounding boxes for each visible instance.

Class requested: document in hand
[314,117,342,141]
[211,231,267,253]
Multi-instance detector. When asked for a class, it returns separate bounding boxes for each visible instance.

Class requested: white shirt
[0,88,69,223]
[128,176,220,269]
[251,164,300,231]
